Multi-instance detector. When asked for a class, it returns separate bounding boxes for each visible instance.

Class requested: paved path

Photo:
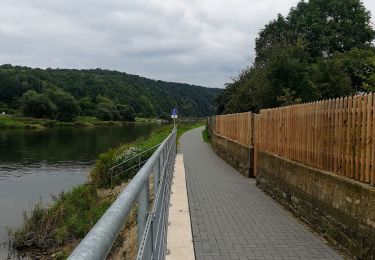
[180,127,342,260]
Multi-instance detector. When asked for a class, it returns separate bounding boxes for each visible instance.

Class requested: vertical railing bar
[137,180,150,248]
[136,128,176,260]
[154,163,160,203]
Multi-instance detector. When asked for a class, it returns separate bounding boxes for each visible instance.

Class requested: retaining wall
[208,125,254,177]
[256,150,375,259]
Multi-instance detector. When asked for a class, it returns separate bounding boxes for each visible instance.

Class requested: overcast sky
[0,0,374,88]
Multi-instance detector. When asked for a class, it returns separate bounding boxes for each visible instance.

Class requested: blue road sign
[171,108,178,116]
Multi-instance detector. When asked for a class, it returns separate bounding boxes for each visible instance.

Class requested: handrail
[68,127,177,260]
[109,143,162,187]
[109,143,162,172]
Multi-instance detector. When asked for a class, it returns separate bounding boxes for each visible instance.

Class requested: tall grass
[10,184,112,254]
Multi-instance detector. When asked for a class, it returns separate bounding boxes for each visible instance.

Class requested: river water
[0,124,156,259]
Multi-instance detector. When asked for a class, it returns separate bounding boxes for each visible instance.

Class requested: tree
[256,0,375,62]
[21,90,57,119]
[329,48,375,92]
[117,104,136,121]
[0,65,221,119]
[44,89,81,122]
[218,0,375,114]
[78,96,96,116]
[96,102,120,121]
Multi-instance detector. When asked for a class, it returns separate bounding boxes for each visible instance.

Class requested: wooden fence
[255,94,375,185]
[213,93,375,185]
[214,112,254,147]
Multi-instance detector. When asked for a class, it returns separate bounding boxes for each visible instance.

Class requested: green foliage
[21,90,57,119]
[10,184,111,250]
[0,65,221,120]
[44,89,81,122]
[78,97,96,116]
[255,0,375,62]
[159,112,171,122]
[202,127,211,143]
[90,126,173,187]
[217,0,375,114]
[96,102,120,121]
[90,122,204,188]
[117,104,136,122]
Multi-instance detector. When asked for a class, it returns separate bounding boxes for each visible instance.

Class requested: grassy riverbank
[0,115,125,130]
[9,121,204,259]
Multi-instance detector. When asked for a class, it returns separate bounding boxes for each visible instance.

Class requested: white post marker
[171,108,178,127]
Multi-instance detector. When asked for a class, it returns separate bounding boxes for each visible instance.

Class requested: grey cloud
[0,0,374,88]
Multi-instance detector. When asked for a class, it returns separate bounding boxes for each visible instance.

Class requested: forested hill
[0,65,221,120]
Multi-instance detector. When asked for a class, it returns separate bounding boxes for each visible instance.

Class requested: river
[0,124,156,259]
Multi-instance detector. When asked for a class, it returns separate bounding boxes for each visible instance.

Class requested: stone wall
[256,150,375,259]
[210,131,254,177]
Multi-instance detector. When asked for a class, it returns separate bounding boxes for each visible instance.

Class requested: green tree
[21,90,57,119]
[0,65,221,119]
[44,89,81,122]
[96,102,120,121]
[78,96,96,116]
[218,0,375,114]
[256,0,375,62]
[117,104,136,121]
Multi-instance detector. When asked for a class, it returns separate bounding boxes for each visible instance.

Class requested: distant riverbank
[0,115,164,130]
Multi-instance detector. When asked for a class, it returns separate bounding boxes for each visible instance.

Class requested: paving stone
[180,127,343,260]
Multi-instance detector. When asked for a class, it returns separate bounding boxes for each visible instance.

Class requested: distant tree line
[216,0,375,114]
[0,66,221,121]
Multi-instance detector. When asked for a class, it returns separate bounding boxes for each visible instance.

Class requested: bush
[96,102,120,121]
[90,126,174,188]
[78,97,96,116]
[21,90,58,119]
[117,104,136,122]
[44,89,81,122]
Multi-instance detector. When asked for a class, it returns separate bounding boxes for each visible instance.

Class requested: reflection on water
[0,124,156,258]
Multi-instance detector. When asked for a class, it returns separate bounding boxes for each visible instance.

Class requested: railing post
[137,180,149,248]
[154,161,160,199]
[138,155,141,170]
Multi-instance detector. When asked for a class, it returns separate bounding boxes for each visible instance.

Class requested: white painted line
[166,154,195,260]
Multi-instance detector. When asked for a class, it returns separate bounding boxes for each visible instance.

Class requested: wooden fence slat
[367,94,372,181]
[214,93,375,186]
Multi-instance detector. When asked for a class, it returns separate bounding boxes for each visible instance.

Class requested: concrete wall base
[256,150,375,260]
[210,132,254,177]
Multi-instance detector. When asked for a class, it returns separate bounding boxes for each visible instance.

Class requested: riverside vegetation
[0,65,220,127]
[0,115,124,130]
[9,122,204,259]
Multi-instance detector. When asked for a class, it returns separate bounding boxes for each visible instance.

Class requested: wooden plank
[351,96,357,179]
[372,94,375,185]
[337,98,344,175]
[365,93,372,183]
[346,96,353,178]
[328,99,334,172]
[355,95,362,181]
[333,98,339,173]
[360,95,367,182]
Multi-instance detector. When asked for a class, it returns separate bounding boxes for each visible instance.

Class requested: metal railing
[109,143,162,187]
[68,127,177,260]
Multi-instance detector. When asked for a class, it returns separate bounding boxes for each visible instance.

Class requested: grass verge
[9,121,204,259]
[0,115,126,130]
[202,126,211,143]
